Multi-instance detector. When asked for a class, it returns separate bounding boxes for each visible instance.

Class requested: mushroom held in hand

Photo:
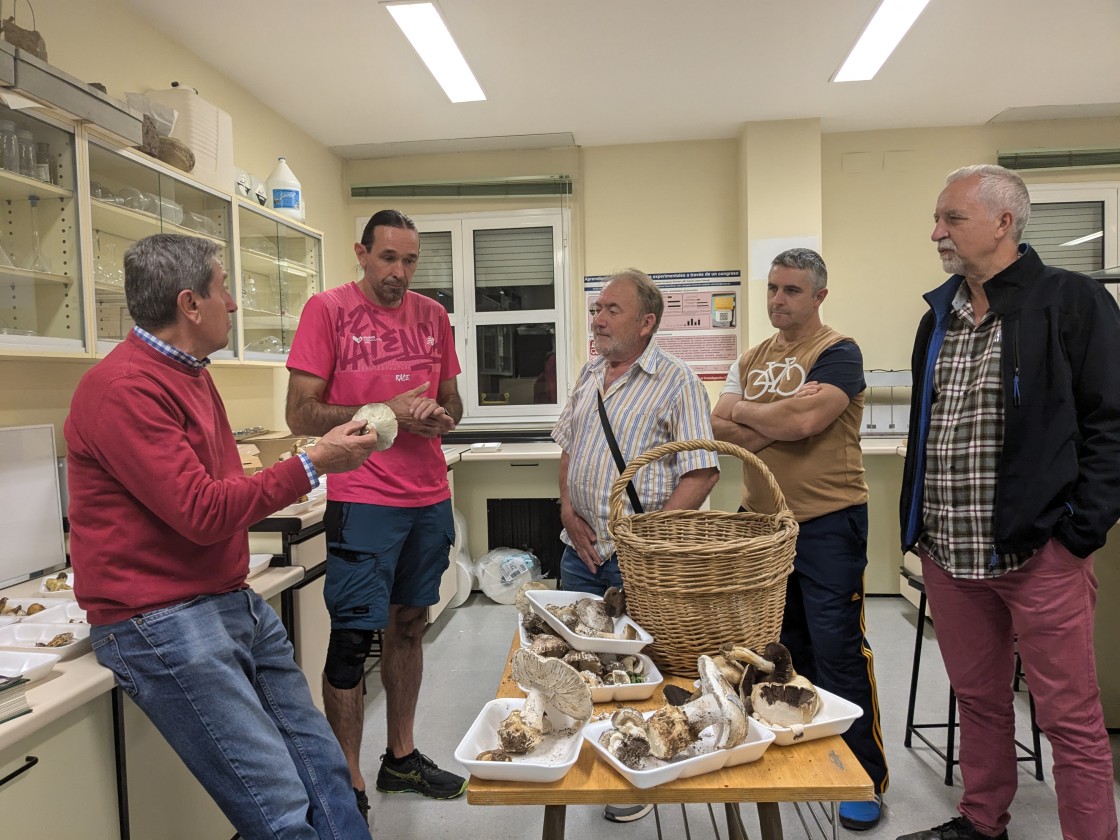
[498,649,593,754]
[644,655,748,759]
[352,402,398,451]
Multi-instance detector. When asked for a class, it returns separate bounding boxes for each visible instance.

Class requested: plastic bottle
[0,121,17,172]
[266,157,302,220]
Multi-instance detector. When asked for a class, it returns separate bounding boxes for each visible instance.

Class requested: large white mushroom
[352,402,398,451]
[498,649,593,754]
[643,655,748,759]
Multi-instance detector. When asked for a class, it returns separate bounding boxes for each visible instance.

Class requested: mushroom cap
[662,684,695,707]
[510,648,594,721]
[529,634,570,658]
[602,586,627,618]
[696,654,749,749]
[751,676,821,727]
[562,650,603,674]
[574,598,615,635]
[352,403,398,451]
[476,748,513,762]
[761,642,796,683]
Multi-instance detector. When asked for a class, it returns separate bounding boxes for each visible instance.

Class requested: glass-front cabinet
[0,105,82,354]
[236,200,321,362]
[87,141,233,358]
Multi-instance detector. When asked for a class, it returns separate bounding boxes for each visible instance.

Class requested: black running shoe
[375,750,467,799]
[353,788,370,824]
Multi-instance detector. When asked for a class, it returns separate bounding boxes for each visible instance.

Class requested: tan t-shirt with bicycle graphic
[734,325,867,522]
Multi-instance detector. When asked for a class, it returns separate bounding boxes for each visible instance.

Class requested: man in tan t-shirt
[711,248,887,832]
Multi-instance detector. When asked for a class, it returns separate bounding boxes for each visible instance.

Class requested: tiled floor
[357,594,1120,839]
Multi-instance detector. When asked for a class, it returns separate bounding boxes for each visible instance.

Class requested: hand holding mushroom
[498,649,593,754]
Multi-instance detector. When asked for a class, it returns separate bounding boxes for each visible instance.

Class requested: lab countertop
[0,565,305,752]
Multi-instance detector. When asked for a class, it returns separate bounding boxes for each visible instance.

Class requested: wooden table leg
[757,802,784,840]
[542,804,566,840]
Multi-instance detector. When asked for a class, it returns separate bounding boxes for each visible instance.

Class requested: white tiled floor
[357,594,1120,839]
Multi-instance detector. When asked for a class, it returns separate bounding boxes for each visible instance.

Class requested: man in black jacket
[897,165,1120,840]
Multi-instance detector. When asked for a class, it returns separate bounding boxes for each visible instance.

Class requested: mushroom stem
[521,687,547,733]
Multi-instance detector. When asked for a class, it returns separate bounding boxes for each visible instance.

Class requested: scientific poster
[584,271,741,381]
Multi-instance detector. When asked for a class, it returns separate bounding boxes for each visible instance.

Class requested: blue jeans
[780,503,888,794]
[91,589,370,840]
[559,544,623,595]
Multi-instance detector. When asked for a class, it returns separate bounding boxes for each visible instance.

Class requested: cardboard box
[241,432,315,469]
[237,443,262,475]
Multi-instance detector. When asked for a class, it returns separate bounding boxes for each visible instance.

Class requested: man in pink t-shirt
[286,210,464,816]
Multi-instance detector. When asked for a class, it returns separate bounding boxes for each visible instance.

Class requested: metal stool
[901,567,1044,786]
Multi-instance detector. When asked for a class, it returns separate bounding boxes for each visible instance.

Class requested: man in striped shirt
[553,268,719,824]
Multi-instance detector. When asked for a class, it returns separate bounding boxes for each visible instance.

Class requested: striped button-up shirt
[920,286,1024,578]
[552,339,718,562]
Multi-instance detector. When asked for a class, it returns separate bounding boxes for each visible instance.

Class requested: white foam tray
[525,590,652,655]
[0,597,57,624]
[38,570,76,598]
[0,649,62,683]
[454,697,585,783]
[247,553,272,579]
[0,622,92,660]
[583,712,775,789]
[753,687,863,745]
[22,601,86,625]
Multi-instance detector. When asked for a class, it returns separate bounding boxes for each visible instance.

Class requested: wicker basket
[608,439,798,678]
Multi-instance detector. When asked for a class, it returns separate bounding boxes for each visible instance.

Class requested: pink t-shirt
[287,282,461,507]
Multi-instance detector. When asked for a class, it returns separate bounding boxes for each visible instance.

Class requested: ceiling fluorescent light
[833,0,931,82]
[386,2,485,103]
[1060,231,1104,247]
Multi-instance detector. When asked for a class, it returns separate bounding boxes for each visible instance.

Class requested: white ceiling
[123,0,1120,159]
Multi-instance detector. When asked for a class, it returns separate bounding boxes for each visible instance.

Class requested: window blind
[1024,201,1105,274]
[473,227,554,288]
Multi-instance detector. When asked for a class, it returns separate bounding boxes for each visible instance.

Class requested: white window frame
[356,208,570,426]
[1026,182,1119,279]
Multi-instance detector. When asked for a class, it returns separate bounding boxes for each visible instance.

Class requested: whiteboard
[0,425,67,588]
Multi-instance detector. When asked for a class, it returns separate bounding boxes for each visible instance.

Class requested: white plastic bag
[475,547,540,605]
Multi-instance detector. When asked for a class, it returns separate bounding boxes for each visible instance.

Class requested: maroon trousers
[921,542,1117,840]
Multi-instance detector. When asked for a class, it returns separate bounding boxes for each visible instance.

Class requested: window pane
[473,227,555,311]
[415,230,454,312]
[1024,201,1104,274]
[476,323,557,406]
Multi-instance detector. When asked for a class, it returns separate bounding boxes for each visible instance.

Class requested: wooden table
[466,638,874,840]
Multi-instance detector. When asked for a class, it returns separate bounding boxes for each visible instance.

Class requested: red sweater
[65,333,311,624]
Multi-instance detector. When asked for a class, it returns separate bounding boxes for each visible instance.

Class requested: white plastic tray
[38,570,77,598]
[247,553,272,579]
[22,601,87,625]
[525,590,653,655]
[753,687,863,745]
[0,649,62,683]
[454,697,585,783]
[513,629,664,703]
[0,622,92,660]
[583,712,775,789]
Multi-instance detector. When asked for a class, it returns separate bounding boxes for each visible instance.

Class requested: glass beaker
[0,120,18,172]
[16,129,36,178]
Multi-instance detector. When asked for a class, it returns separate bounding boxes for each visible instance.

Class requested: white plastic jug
[266,157,302,220]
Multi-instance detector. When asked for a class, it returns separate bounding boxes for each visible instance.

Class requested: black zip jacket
[901,245,1120,561]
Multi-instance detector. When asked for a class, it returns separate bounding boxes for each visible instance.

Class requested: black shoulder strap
[596,390,644,514]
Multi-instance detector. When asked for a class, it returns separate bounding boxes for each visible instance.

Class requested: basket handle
[607,438,792,526]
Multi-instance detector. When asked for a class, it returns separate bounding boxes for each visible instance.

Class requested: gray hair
[771,248,828,294]
[946,164,1031,243]
[125,234,223,330]
[608,268,665,331]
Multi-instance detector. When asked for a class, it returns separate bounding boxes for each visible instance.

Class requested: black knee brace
[324,628,374,689]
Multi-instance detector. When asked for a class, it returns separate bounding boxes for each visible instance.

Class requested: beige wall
[822,119,1120,368]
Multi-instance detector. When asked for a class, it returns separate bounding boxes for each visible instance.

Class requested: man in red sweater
[66,234,380,840]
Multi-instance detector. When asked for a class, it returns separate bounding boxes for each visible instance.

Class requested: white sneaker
[603,803,654,823]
